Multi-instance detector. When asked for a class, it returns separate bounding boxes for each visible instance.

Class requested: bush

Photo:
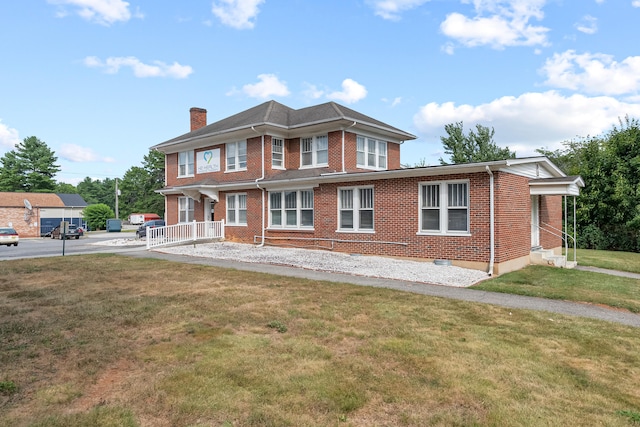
[82,204,115,230]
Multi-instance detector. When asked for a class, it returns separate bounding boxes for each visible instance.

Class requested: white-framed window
[272,137,284,169]
[178,197,194,222]
[338,186,374,232]
[419,181,469,234]
[178,150,194,177]
[269,190,314,229]
[300,135,328,167]
[356,136,387,170]
[226,141,247,171]
[226,193,247,226]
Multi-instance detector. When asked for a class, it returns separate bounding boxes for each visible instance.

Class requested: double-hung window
[300,135,328,167]
[272,138,284,168]
[226,193,247,226]
[226,141,247,171]
[178,150,194,177]
[356,136,387,170]
[269,190,314,229]
[419,181,469,234]
[178,197,194,222]
[338,187,374,232]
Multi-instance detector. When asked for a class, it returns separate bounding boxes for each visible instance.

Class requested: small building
[0,192,88,238]
[152,101,584,275]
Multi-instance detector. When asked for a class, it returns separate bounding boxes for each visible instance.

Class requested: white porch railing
[146,220,225,250]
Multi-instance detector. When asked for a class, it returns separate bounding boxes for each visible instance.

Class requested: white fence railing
[146,220,225,250]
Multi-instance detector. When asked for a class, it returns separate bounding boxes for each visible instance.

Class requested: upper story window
[178,150,194,177]
[272,138,284,169]
[269,190,314,229]
[357,136,387,170]
[226,193,247,226]
[338,186,374,232]
[226,141,247,172]
[178,197,194,222]
[419,181,469,234]
[300,135,328,168]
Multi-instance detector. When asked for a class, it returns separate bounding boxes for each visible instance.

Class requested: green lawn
[1,254,639,426]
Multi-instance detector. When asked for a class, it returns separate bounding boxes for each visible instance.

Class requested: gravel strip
[156,242,489,287]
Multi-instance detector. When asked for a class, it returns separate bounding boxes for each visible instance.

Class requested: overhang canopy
[529,176,585,196]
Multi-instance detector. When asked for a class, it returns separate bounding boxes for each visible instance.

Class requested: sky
[1,0,640,184]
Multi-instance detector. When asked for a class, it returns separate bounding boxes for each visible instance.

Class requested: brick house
[152,101,583,275]
[0,192,88,238]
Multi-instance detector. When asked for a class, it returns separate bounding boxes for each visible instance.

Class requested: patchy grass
[1,254,639,426]
[473,264,640,313]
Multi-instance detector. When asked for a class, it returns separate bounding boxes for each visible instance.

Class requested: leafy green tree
[54,182,78,193]
[119,150,165,218]
[77,177,116,209]
[0,136,60,192]
[439,122,516,165]
[82,204,115,230]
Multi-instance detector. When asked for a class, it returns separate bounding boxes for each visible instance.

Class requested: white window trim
[299,135,328,168]
[178,196,194,223]
[225,140,247,172]
[337,186,375,233]
[268,189,314,230]
[178,150,194,178]
[226,193,248,226]
[356,135,387,170]
[417,180,471,236]
[272,137,285,169]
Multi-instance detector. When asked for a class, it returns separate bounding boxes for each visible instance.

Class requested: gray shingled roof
[56,193,88,207]
[154,101,416,149]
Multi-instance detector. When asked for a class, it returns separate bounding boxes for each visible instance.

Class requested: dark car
[50,224,84,240]
[136,220,165,238]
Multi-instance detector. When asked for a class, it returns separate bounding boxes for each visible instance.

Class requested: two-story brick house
[152,101,583,275]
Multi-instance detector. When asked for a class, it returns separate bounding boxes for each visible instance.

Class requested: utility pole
[115,178,120,219]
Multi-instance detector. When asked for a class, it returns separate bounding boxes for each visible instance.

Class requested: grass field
[1,254,640,426]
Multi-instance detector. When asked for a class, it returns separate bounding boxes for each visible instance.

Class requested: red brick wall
[493,172,532,262]
[540,195,563,249]
[0,208,39,238]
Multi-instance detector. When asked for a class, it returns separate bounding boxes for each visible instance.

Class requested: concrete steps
[530,249,576,269]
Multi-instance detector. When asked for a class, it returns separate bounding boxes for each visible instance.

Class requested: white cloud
[440,0,550,49]
[302,83,325,100]
[368,0,431,20]
[212,0,264,29]
[413,91,640,156]
[240,74,290,99]
[326,79,368,104]
[84,56,193,79]
[0,120,20,151]
[47,0,139,26]
[541,50,640,96]
[633,0,640,7]
[575,15,597,34]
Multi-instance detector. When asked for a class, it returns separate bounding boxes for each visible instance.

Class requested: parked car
[0,227,19,246]
[136,220,166,238]
[50,224,84,240]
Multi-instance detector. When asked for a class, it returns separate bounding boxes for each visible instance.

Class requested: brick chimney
[190,107,207,131]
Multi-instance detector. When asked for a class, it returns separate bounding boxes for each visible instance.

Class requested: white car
[0,227,19,247]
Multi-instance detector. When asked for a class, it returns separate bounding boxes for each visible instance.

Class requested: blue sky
[1,0,640,184]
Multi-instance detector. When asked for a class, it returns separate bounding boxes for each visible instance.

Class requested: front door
[204,198,216,221]
[531,195,540,248]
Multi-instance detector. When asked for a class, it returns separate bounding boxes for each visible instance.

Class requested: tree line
[2,118,639,252]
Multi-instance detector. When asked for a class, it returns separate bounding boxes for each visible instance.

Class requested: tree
[0,136,60,192]
[439,122,516,165]
[55,182,78,194]
[77,177,116,209]
[82,204,115,230]
[119,150,165,218]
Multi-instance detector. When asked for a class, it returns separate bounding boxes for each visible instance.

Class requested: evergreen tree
[0,136,60,192]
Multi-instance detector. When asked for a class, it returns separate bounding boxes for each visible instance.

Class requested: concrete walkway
[123,250,640,328]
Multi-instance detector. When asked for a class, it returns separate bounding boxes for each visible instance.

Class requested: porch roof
[529,176,585,196]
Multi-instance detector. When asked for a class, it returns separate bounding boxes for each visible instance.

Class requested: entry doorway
[204,198,216,221]
[531,195,540,248]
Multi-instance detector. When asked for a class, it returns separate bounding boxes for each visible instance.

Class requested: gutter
[486,166,495,276]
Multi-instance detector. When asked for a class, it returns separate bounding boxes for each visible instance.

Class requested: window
[226,193,247,226]
[338,187,374,232]
[419,181,469,234]
[269,190,314,229]
[356,136,387,169]
[178,197,194,222]
[272,138,284,168]
[226,141,247,171]
[178,150,194,177]
[300,135,328,167]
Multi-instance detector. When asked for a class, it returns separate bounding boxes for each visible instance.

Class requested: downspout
[485,166,495,276]
[252,126,266,247]
[342,121,356,173]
